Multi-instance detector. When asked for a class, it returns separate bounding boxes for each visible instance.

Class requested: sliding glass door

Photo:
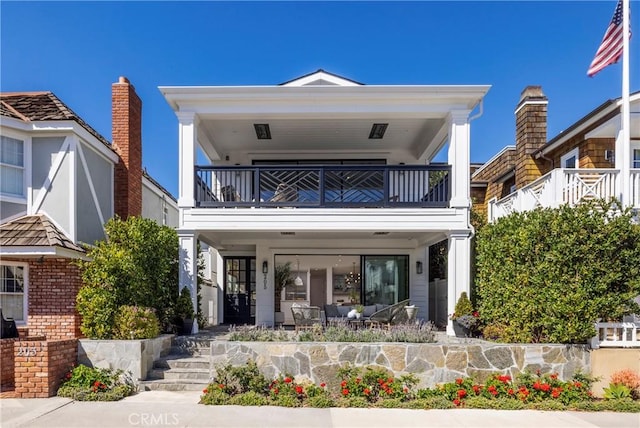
[362,255,409,306]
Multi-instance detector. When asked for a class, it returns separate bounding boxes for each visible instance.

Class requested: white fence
[592,322,640,348]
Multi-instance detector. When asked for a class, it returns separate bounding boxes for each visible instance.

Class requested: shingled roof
[0,215,84,254]
[0,91,112,149]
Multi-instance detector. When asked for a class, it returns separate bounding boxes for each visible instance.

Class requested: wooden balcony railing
[194,165,451,208]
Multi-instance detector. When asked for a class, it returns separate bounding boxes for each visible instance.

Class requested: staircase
[139,335,213,391]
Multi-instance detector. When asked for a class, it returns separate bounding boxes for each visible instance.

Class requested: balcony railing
[195,164,451,208]
[488,168,640,222]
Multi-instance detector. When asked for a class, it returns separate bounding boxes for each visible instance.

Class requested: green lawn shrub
[57,364,134,401]
[476,200,640,343]
[112,305,160,339]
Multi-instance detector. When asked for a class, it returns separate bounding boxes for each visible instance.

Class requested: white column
[179,229,199,334]
[177,112,197,208]
[255,243,273,327]
[447,111,471,208]
[446,231,471,335]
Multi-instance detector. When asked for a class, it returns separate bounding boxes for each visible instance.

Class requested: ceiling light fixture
[294,257,304,286]
[368,123,388,139]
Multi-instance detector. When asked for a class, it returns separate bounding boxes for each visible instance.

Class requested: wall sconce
[416,260,423,275]
[262,260,268,289]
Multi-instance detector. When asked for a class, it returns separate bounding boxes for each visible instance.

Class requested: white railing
[489,169,622,222]
[593,322,640,348]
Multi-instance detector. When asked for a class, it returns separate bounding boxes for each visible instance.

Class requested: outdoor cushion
[376,303,388,312]
[324,304,340,318]
[337,305,351,317]
[363,305,377,317]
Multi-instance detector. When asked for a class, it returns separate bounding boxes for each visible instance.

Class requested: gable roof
[0,91,112,149]
[0,215,84,253]
[279,69,364,86]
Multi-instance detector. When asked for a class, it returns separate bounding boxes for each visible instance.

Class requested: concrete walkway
[1,390,638,428]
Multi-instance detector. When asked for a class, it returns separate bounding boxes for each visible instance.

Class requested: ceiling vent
[254,123,272,140]
[280,231,296,236]
[373,231,389,235]
[369,123,388,139]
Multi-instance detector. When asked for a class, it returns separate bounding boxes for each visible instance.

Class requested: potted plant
[176,287,195,335]
[354,304,364,320]
[450,292,478,337]
[274,263,294,324]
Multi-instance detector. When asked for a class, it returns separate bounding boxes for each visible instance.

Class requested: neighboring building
[0,78,178,339]
[473,86,640,221]
[160,69,490,335]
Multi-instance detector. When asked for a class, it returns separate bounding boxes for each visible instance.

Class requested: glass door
[223,257,255,324]
[362,255,409,306]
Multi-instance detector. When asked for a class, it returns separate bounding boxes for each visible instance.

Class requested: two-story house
[160,70,490,334]
[0,77,179,340]
[473,86,640,221]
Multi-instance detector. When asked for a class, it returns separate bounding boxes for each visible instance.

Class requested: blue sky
[2,1,638,197]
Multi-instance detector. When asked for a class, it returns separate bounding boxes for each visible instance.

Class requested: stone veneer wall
[211,342,590,390]
[78,335,173,381]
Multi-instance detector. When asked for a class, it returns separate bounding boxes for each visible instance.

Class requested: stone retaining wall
[78,335,173,381]
[210,341,590,389]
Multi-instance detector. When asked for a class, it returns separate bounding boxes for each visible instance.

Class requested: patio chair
[221,185,241,202]
[269,183,297,202]
[368,299,410,329]
[291,303,322,332]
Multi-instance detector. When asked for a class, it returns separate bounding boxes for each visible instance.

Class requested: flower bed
[57,364,135,401]
[199,362,640,412]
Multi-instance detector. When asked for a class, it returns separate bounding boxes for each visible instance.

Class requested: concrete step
[138,379,209,392]
[149,367,210,381]
[154,355,210,370]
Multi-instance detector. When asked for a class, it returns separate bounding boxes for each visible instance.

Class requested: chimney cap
[118,76,130,84]
[519,85,546,102]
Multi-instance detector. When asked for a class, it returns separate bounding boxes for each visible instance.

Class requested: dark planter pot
[179,318,194,336]
[452,320,471,338]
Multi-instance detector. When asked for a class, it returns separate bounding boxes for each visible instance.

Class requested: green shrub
[76,286,118,339]
[574,399,640,412]
[476,200,640,343]
[228,391,269,406]
[57,365,134,401]
[175,287,195,320]
[77,216,179,333]
[453,292,474,318]
[604,383,632,400]
[420,396,455,409]
[112,306,160,339]
[199,387,230,405]
[228,325,290,341]
[465,396,526,410]
[212,361,269,396]
[306,394,335,408]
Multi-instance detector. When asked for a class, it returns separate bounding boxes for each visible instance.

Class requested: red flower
[320,383,326,388]
[551,387,562,399]
[284,377,292,384]
[472,385,480,394]
[452,399,461,406]
[295,386,303,394]
[403,387,409,393]
[540,383,551,392]
[94,381,101,386]
[497,375,511,383]
[364,388,370,395]
[457,389,467,398]
[550,373,558,380]
[488,385,497,392]
[387,378,394,384]
[202,388,208,394]
[533,382,541,390]
[472,311,479,317]
[455,378,464,385]
[507,388,514,395]
[342,389,349,396]
[341,380,347,388]
[218,384,225,389]
[574,381,582,388]
[355,378,361,384]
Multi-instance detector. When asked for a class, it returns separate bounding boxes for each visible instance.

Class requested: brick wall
[13,338,77,398]
[112,76,143,218]
[27,258,83,340]
[1,338,18,387]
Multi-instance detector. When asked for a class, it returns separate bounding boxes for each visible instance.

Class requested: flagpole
[620,0,631,207]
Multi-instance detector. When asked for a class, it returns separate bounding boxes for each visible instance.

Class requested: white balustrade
[594,322,640,348]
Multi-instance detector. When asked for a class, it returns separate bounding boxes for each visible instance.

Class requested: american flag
[587,0,629,77]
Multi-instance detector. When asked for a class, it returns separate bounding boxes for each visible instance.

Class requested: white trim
[514,99,548,115]
[77,140,106,227]
[0,131,29,201]
[0,260,28,324]
[0,209,27,224]
[0,246,88,259]
[560,148,579,168]
[471,145,516,179]
[282,71,362,87]
[31,136,70,213]
[0,195,27,205]
[68,136,77,242]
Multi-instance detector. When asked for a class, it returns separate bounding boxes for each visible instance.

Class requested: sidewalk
[1,390,638,428]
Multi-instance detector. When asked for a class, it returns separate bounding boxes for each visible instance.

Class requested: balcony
[489,168,640,222]
[195,164,451,209]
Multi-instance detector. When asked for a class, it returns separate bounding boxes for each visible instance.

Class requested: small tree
[274,262,294,313]
[476,200,640,343]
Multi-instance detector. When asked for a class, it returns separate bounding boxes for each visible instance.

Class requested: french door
[223,257,255,324]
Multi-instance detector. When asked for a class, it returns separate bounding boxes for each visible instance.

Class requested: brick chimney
[514,86,548,189]
[112,76,142,218]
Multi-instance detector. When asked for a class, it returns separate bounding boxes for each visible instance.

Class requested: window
[362,255,409,306]
[1,135,25,197]
[560,148,579,169]
[633,148,640,169]
[0,263,27,322]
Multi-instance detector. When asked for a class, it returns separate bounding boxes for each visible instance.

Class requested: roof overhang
[159,84,490,162]
[0,246,89,260]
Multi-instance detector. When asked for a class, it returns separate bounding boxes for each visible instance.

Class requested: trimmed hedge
[476,200,640,343]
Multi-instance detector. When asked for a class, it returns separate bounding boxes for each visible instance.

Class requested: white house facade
[160,70,490,335]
